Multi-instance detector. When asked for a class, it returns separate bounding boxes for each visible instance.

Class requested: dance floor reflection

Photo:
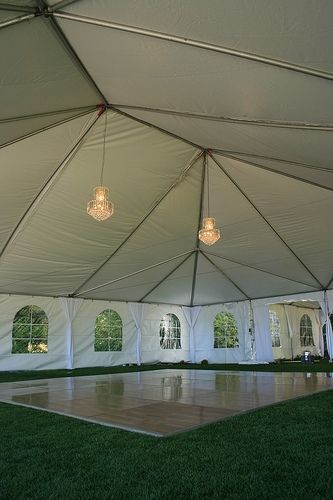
[0,369,332,436]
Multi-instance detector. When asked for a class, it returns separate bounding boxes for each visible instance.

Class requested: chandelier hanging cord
[87,106,114,221]
[198,152,221,245]
[100,108,107,186]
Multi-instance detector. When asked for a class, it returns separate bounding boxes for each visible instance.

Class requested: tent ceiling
[0,0,332,306]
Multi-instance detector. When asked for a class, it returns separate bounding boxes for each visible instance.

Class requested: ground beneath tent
[0,369,332,436]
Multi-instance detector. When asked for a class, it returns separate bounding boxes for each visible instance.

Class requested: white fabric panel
[0,108,94,148]
[0,110,197,297]
[203,254,316,300]
[79,154,202,300]
[197,159,320,289]
[60,297,83,369]
[194,302,251,363]
[72,300,137,368]
[252,303,274,362]
[144,255,195,306]
[0,17,98,119]
[0,112,95,259]
[120,112,333,171]
[128,302,145,365]
[193,254,246,305]
[223,153,333,191]
[141,304,189,364]
[63,0,333,73]
[57,19,333,123]
[182,306,201,363]
[284,305,299,339]
[316,293,333,360]
[0,294,67,370]
[219,157,333,286]
[81,255,193,303]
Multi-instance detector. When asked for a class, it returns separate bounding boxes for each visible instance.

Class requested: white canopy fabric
[1,1,333,307]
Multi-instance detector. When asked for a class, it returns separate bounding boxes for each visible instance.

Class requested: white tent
[0,1,333,369]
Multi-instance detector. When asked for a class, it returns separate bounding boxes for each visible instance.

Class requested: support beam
[113,104,333,131]
[201,251,250,299]
[73,151,204,295]
[53,11,333,81]
[0,106,94,123]
[190,154,206,306]
[110,105,202,150]
[203,250,320,289]
[213,151,333,193]
[0,13,34,29]
[210,153,324,289]
[75,251,195,297]
[0,108,95,151]
[47,14,108,105]
[0,111,101,260]
[214,150,333,174]
[139,251,195,302]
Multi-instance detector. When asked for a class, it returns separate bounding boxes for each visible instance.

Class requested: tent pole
[112,104,333,131]
[53,11,333,82]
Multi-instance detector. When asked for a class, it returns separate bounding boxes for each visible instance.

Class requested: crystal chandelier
[87,109,114,221]
[198,155,220,245]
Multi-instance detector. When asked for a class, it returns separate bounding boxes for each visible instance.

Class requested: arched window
[12,305,48,354]
[214,312,239,348]
[160,314,181,349]
[300,314,314,346]
[94,309,122,351]
[269,310,281,347]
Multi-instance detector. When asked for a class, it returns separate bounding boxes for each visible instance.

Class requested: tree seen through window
[94,309,122,351]
[12,305,48,354]
[214,312,239,348]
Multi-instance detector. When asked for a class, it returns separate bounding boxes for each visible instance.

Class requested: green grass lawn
[0,390,332,499]
[0,359,332,383]
[0,363,333,499]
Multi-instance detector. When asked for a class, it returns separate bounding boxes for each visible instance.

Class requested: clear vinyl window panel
[94,309,123,352]
[214,312,239,348]
[12,305,48,354]
[269,310,281,347]
[300,314,314,347]
[160,313,181,350]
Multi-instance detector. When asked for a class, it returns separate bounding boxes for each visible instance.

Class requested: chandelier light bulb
[198,217,221,246]
[87,186,114,221]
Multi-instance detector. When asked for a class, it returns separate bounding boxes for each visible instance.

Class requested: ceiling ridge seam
[204,251,321,289]
[112,104,333,131]
[72,151,203,296]
[52,11,333,82]
[214,151,333,193]
[0,111,101,261]
[200,251,250,300]
[210,153,324,289]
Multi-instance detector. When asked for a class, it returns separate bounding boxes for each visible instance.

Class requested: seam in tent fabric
[0,110,100,260]
[73,150,203,296]
[0,107,96,151]
[203,251,320,290]
[210,154,324,289]
[52,11,333,82]
[112,104,333,131]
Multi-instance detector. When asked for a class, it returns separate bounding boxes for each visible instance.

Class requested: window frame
[12,305,48,354]
[269,309,281,348]
[300,314,314,347]
[94,309,123,352]
[213,312,240,349]
[160,313,182,350]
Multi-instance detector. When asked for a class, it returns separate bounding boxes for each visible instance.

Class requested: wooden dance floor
[0,369,333,436]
